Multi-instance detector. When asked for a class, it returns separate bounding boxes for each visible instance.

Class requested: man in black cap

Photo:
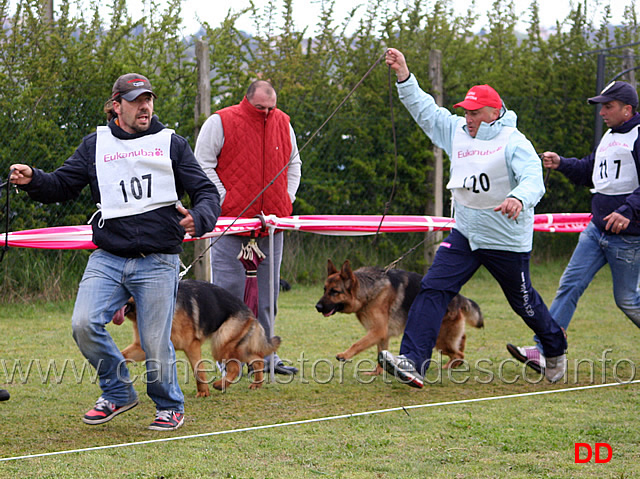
[507,81,640,371]
[10,73,220,430]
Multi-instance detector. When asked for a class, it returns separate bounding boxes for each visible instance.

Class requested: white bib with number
[95,127,178,220]
[447,126,515,209]
[592,128,640,196]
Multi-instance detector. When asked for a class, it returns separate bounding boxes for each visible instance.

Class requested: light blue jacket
[397,74,544,252]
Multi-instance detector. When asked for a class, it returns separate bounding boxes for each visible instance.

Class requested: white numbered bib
[447,126,515,209]
[592,128,640,196]
[95,127,178,220]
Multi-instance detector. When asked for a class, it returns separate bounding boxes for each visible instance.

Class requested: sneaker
[82,396,138,425]
[506,344,546,373]
[545,354,567,383]
[378,350,424,389]
[148,410,185,431]
[0,389,9,401]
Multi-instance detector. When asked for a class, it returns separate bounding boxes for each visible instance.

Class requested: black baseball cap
[111,73,156,101]
[588,81,638,108]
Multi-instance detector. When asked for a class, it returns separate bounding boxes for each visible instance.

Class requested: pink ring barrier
[4,213,592,250]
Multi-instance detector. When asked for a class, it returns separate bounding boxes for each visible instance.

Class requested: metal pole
[268,224,275,382]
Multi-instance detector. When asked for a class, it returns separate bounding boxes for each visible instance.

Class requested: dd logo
[574,443,613,463]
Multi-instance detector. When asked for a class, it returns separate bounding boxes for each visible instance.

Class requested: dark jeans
[400,229,567,374]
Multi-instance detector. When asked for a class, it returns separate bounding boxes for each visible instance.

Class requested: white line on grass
[2,380,638,463]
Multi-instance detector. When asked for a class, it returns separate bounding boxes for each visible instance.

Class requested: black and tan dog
[315,259,484,374]
[114,279,281,396]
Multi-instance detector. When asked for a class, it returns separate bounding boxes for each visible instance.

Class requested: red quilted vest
[217,97,293,223]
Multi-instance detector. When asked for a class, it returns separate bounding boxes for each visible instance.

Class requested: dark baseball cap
[111,73,156,101]
[588,81,638,108]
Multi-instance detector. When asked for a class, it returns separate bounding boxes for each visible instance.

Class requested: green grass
[1,261,639,478]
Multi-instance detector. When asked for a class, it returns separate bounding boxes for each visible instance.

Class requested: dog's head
[111,297,136,325]
[315,259,358,316]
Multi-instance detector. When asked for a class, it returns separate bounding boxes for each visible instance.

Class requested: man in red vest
[195,80,302,376]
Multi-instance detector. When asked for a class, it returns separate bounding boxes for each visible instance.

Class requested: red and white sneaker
[506,344,546,373]
[148,410,185,431]
[82,396,138,425]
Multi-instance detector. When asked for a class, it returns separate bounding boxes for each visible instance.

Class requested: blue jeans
[534,221,640,351]
[401,229,567,375]
[71,249,184,411]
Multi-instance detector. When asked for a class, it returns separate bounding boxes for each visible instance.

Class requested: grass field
[1,260,639,478]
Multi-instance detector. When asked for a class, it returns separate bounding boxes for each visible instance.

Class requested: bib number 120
[119,174,152,202]
[463,173,490,193]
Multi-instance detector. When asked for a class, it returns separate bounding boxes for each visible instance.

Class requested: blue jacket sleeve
[21,138,93,203]
[396,74,460,156]
[556,153,596,188]
[505,131,545,208]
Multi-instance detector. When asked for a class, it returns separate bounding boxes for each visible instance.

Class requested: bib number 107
[119,174,152,202]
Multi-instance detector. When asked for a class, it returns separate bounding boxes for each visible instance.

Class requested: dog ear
[327,259,338,275]
[340,260,353,279]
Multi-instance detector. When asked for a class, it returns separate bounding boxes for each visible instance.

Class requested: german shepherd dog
[315,259,484,374]
[114,279,281,396]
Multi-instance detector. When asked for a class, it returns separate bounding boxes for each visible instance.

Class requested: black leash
[0,168,15,263]
[373,64,399,243]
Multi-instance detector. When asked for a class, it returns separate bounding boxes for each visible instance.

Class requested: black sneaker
[0,389,9,401]
[378,350,424,389]
[148,410,185,431]
[82,396,138,425]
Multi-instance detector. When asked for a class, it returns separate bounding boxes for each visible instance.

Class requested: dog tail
[462,297,484,329]
[268,336,282,355]
[250,322,281,357]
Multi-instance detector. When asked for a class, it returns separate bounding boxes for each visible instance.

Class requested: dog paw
[196,390,210,398]
[361,365,383,376]
[248,382,263,390]
[336,353,351,362]
[212,380,225,391]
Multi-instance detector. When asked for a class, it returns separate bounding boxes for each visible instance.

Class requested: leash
[383,217,455,272]
[373,63,400,243]
[0,168,15,263]
[539,153,552,187]
[182,50,389,277]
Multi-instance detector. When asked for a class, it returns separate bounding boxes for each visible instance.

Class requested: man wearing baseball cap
[10,73,221,430]
[507,81,640,371]
[377,48,567,388]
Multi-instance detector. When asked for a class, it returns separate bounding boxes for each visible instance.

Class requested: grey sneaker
[544,354,567,383]
[378,350,424,389]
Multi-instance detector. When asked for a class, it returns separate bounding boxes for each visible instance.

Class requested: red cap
[453,84,502,110]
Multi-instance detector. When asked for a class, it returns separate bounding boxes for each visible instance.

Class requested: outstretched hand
[385,48,410,82]
[9,164,33,185]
